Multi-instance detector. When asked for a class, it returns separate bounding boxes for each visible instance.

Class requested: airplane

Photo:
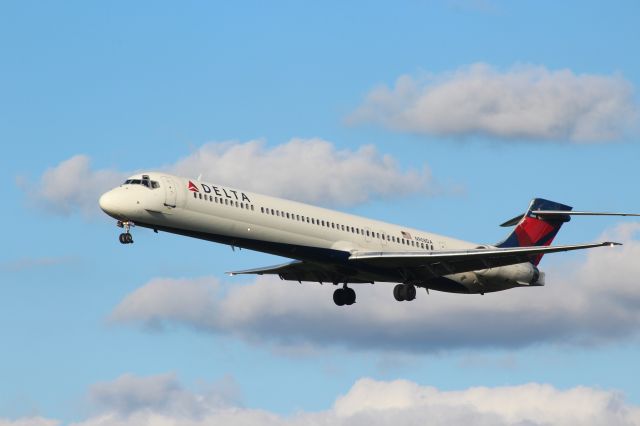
[98,172,639,306]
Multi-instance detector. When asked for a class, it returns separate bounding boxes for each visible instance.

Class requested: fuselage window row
[192,191,255,211]
[192,194,434,250]
[256,204,433,251]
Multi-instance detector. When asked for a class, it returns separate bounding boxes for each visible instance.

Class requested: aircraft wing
[349,241,619,276]
[228,241,619,284]
[227,260,372,283]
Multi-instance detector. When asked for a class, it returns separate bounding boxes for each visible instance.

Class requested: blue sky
[2,1,640,424]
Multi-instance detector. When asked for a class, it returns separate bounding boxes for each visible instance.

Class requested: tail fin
[497,198,572,265]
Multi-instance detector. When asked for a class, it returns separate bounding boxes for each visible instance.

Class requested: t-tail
[497,198,573,265]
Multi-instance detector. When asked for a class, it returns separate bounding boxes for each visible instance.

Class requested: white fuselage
[99,172,541,294]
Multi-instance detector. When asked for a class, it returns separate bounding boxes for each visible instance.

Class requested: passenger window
[193,192,197,199]
[198,193,202,199]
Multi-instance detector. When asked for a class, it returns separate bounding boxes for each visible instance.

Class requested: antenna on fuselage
[197,173,202,181]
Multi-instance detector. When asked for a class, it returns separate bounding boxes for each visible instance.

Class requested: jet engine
[475,262,545,286]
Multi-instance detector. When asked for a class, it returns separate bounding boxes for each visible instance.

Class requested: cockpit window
[123,177,160,189]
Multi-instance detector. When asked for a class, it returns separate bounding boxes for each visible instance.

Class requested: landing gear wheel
[333,286,356,306]
[333,288,346,306]
[116,221,135,244]
[393,284,416,302]
[393,284,405,301]
[345,287,356,305]
[405,284,416,301]
[119,232,133,244]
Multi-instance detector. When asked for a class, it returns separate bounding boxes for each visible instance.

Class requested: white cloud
[168,138,432,206]
[0,256,76,272]
[349,63,638,142]
[108,277,218,332]
[111,222,640,352]
[23,139,435,215]
[88,373,241,417]
[0,419,59,426]
[8,376,640,426]
[20,155,127,216]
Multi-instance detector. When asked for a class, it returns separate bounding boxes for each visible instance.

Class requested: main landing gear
[393,284,416,302]
[116,220,135,244]
[333,285,356,306]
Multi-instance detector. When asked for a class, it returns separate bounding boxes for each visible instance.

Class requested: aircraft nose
[99,190,120,216]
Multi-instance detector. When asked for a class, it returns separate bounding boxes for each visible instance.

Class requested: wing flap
[227,260,371,283]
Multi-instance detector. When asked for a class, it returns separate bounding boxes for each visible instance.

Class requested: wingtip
[604,241,622,247]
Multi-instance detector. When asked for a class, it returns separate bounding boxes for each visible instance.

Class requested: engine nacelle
[475,262,545,286]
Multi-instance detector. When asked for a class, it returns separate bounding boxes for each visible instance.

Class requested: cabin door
[161,176,177,208]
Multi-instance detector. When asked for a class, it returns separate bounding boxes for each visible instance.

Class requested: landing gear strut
[333,285,356,306]
[393,284,416,302]
[117,220,135,244]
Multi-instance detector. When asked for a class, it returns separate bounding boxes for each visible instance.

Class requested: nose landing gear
[116,220,135,244]
[119,232,133,244]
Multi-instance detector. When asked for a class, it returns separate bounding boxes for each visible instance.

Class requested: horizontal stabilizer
[501,211,640,227]
[532,210,640,217]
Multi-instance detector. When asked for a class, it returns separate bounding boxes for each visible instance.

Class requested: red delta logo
[188,181,199,192]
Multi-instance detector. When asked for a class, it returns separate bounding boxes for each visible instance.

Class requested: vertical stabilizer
[497,198,572,265]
